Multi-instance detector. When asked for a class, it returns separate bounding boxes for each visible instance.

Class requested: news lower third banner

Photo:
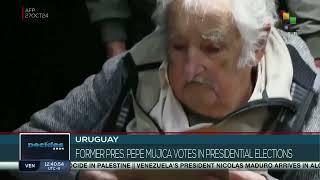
[0,134,319,172]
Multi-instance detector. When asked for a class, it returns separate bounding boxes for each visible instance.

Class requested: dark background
[2,0,105,132]
[2,0,105,178]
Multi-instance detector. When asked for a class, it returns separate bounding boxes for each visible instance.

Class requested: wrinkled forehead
[167,0,234,39]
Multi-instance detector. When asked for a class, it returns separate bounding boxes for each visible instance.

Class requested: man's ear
[255,24,271,62]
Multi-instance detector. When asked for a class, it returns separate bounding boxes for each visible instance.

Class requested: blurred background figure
[87,0,320,63]
[86,0,156,58]
[279,0,320,61]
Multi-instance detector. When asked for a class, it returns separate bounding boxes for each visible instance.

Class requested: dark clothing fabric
[126,0,156,47]
[86,0,156,47]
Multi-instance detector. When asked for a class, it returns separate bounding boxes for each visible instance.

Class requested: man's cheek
[169,68,186,87]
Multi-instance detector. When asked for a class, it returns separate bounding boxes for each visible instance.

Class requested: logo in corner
[27,142,65,151]
[20,133,70,161]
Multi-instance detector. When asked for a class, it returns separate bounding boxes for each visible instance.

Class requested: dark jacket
[86,0,156,47]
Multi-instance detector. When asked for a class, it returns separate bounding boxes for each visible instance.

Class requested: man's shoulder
[277,30,320,132]
[99,52,137,79]
[278,29,318,73]
[303,92,320,132]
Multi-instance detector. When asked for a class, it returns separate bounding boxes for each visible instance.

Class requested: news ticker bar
[70,161,320,170]
[0,133,320,162]
[0,134,319,161]
[0,134,318,144]
[2,162,320,170]
[24,135,320,162]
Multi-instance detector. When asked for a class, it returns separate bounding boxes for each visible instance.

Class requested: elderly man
[17,0,320,179]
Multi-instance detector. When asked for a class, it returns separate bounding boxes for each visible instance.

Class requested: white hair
[152,0,278,67]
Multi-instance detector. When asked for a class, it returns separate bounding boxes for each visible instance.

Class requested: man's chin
[183,86,218,103]
[182,102,226,121]
[186,83,216,92]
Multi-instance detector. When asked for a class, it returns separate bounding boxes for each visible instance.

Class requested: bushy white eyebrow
[201,29,226,45]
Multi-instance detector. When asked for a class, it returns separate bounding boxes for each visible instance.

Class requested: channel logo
[279,10,297,32]
[27,142,64,151]
[20,133,70,160]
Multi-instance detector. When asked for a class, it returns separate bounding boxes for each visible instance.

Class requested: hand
[229,171,267,180]
[115,170,228,180]
[79,170,228,180]
[78,170,117,180]
[106,41,126,58]
[315,58,320,68]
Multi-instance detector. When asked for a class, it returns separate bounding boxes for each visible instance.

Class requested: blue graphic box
[20,133,70,160]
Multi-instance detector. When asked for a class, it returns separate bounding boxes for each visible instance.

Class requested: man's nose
[185,47,206,81]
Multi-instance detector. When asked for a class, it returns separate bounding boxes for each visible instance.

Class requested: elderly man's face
[167,0,254,119]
